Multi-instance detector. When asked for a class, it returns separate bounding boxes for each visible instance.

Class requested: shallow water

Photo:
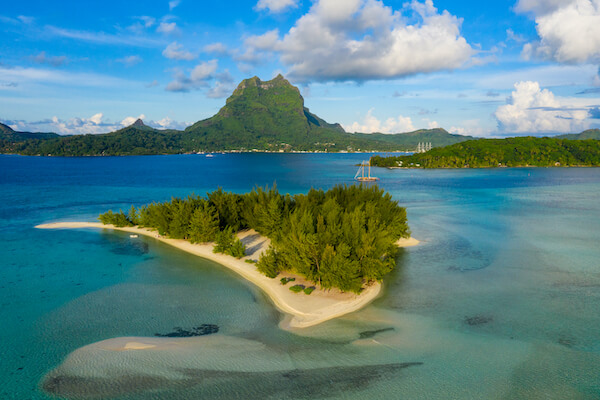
[1,154,599,399]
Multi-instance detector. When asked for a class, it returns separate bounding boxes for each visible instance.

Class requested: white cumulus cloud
[255,0,298,13]
[165,60,234,97]
[162,42,195,60]
[157,22,179,35]
[89,113,103,125]
[344,109,415,133]
[448,120,487,136]
[495,81,590,133]
[517,0,600,63]
[203,42,229,55]
[190,60,218,81]
[120,114,146,127]
[246,0,473,82]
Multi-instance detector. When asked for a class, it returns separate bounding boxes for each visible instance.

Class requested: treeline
[98,185,410,293]
[370,137,600,168]
[0,127,183,156]
[0,125,460,156]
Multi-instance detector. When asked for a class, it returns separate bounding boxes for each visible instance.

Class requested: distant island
[370,136,600,168]
[37,185,416,328]
[0,75,473,156]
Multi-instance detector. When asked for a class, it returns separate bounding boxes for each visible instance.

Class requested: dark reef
[155,324,219,337]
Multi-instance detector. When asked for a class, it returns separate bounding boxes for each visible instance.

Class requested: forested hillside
[370,137,600,168]
[0,75,473,156]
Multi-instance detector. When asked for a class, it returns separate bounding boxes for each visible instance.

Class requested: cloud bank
[3,113,190,135]
[344,109,416,133]
[246,0,473,82]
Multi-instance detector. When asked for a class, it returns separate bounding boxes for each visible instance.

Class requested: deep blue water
[1,154,600,399]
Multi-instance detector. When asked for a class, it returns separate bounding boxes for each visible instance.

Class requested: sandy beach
[36,221,418,329]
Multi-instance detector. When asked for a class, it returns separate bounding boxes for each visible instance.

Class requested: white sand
[37,221,418,329]
[122,342,157,350]
[396,237,420,247]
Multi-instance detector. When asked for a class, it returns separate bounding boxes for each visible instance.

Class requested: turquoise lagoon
[1,153,599,399]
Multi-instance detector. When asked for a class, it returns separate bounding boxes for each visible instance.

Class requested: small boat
[129,234,138,238]
[206,154,214,158]
[354,160,379,182]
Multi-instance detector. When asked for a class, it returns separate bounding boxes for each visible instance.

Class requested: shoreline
[36,221,418,329]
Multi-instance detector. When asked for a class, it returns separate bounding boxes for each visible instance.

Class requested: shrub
[257,246,280,278]
[303,286,315,295]
[289,284,304,293]
[228,238,246,258]
[98,209,134,227]
[213,227,235,254]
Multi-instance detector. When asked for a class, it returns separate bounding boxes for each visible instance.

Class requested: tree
[257,245,280,278]
[169,198,194,239]
[229,238,246,258]
[213,227,235,254]
[189,201,220,243]
[128,205,139,225]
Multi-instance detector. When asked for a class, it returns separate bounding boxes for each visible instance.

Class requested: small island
[371,136,600,168]
[37,184,417,328]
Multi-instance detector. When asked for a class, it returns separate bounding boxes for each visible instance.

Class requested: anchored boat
[354,160,379,182]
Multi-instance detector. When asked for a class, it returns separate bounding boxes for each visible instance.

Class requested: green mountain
[0,75,474,156]
[178,74,346,151]
[555,129,600,140]
[7,124,184,156]
[0,122,59,142]
[351,129,475,148]
[371,137,600,168]
[0,122,14,134]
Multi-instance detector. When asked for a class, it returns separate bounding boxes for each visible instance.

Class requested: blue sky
[1,0,599,136]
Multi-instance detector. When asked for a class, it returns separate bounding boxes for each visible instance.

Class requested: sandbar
[122,342,157,350]
[36,221,418,329]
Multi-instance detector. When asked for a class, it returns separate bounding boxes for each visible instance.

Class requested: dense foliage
[213,227,246,258]
[556,129,600,140]
[370,137,600,168]
[98,184,410,293]
[0,122,58,144]
[0,76,471,156]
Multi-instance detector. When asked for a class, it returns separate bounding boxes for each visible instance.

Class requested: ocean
[1,153,599,399]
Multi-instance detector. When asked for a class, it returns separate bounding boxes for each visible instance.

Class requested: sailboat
[354,160,379,182]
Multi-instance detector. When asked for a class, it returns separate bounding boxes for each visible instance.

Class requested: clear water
[1,154,599,399]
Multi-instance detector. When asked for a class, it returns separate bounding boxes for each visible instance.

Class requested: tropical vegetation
[370,137,600,168]
[98,184,410,293]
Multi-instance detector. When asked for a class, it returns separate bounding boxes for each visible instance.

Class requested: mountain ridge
[0,75,479,156]
[0,121,59,141]
[555,129,600,140]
